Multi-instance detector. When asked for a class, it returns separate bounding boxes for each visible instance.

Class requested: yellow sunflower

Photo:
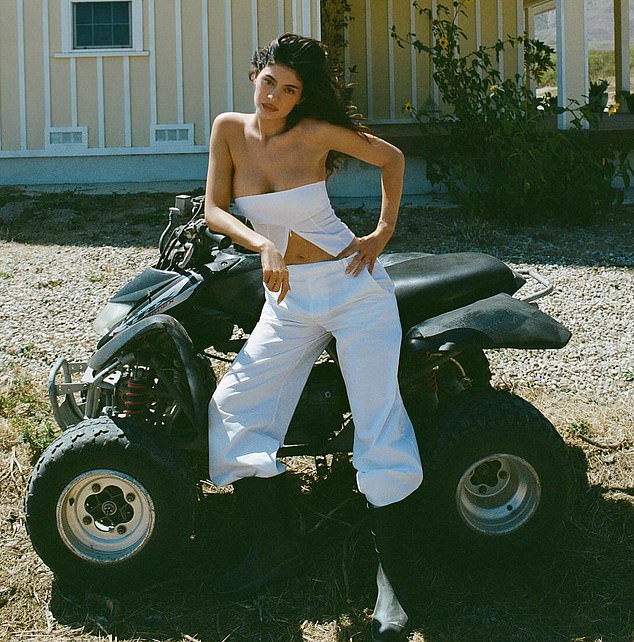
[607,102,620,116]
[403,101,415,114]
[438,36,449,49]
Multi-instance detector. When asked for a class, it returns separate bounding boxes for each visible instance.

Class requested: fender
[404,293,571,354]
[89,314,214,431]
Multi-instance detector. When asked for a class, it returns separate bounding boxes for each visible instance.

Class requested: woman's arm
[316,123,405,275]
[204,114,291,303]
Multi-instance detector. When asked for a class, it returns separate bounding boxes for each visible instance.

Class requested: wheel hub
[456,453,541,536]
[85,485,134,527]
[56,469,155,563]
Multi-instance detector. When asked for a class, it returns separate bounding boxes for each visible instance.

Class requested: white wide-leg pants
[208,256,423,507]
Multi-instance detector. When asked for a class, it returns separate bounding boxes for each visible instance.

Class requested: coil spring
[123,371,150,416]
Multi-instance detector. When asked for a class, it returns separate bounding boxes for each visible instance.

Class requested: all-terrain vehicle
[25,194,574,587]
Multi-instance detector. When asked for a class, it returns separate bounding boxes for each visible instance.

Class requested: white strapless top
[233,180,356,257]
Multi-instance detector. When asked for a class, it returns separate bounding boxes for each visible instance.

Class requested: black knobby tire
[422,389,574,560]
[24,416,196,590]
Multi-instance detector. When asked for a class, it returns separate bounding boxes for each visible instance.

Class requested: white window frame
[150,124,195,147]
[45,126,89,150]
[61,0,144,55]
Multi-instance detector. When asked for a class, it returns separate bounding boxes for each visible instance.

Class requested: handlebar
[203,228,232,250]
[155,195,234,270]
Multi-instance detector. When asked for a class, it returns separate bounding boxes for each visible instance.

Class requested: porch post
[614,0,631,98]
[525,4,538,94]
[555,0,588,128]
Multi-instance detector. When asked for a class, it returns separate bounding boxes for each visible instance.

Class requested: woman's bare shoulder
[211,112,249,135]
[300,118,366,143]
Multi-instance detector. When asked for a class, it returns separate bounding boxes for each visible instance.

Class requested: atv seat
[381,252,521,330]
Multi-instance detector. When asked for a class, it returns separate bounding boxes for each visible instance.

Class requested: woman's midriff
[284,232,357,265]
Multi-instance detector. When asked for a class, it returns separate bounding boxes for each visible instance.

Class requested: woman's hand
[261,242,290,303]
[343,225,394,276]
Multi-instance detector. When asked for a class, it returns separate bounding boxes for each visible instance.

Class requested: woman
[205,33,423,641]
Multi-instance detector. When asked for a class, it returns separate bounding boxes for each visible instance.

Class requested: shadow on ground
[1,189,634,270]
[47,451,633,642]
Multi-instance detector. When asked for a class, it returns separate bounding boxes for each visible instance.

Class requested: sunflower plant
[392,0,631,224]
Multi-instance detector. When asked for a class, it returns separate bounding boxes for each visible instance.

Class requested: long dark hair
[251,33,369,174]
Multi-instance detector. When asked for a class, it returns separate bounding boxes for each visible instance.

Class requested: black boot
[370,497,420,641]
[216,475,302,596]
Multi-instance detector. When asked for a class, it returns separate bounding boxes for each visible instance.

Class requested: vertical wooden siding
[0,0,320,155]
[346,0,525,123]
[0,0,525,155]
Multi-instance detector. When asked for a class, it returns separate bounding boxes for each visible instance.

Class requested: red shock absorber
[123,370,150,417]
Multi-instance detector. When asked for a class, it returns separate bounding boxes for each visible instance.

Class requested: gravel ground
[0,192,633,642]
[0,194,633,408]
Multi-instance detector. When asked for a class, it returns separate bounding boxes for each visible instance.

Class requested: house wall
[345,0,526,123]
[0,0,523,188]
[0,0,319,162]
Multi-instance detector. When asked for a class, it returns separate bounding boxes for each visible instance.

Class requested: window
[73,2,131,49]
[46,127,88,150]
[150,124,195,147]
[60,0,144,54]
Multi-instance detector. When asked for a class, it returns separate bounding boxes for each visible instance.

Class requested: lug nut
[117,525,127,535]
[91,483,101,493]
[83,515,92,525]
[126,493,136,502]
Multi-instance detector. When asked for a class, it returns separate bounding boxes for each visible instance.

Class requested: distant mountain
[534,0,634,50]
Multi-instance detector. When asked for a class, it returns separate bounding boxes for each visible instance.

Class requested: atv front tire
[25,416,196,590]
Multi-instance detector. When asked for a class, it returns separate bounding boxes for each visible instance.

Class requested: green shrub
[0,376,59,461]
[392,0,632,225]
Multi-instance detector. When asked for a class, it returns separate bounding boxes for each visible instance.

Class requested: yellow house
[0,0,630,192]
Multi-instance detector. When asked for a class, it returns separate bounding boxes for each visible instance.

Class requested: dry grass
[1,189,633,642]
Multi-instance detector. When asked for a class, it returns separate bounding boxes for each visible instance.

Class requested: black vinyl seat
[380,252,521,330]
[213,251,521,334]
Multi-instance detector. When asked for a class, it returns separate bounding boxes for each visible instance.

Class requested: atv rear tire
[25,416,196,590]
[423,389,574,560]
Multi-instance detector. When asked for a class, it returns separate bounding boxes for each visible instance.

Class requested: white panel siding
[17,0,27,150]
[97,56,105,147]
[225,0,234,111]
[387,0,396,120]
[365,0,374,119]
[42,0,51,131]
[410,1,417,111]
[202,0,211,139]
[252,0,259,48]
[175,0,184,124]
[302,0,312,34]
[70,57,78,126]
[432,0,439,106]
[516,0,524,72]
[148,0,157,125]
[123,56,131,147]
[315,0,322,39]
[497,0,504,72]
